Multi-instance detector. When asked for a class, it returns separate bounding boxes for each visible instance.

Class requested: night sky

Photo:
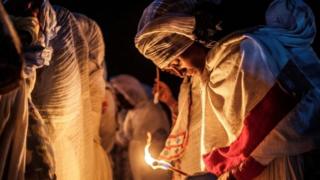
[50,0,320,96]
[50,0,183,95]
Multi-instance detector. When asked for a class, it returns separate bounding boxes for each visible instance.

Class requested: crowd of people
[0,0,319,180]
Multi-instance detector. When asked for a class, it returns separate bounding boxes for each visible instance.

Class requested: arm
[203,37,311,179]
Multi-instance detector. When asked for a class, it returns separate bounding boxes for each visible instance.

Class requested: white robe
[201,33,320,179]
[31,7,111,180]
[123,101,171,180]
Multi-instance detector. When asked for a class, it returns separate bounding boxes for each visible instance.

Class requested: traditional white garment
[201,0,320,178]
[0,84,28,180]
[31,6,111,180]
[156,76,203,179]
[125,101,172,180]
[177,77,202,175]
[1,1,58,178]
[200,33,316,179]
[0,3,28,179]
[135,0,320,179]
[110,74,171,180]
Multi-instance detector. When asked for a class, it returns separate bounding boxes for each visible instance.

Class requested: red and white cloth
[135,0,320,179]
[200,0,320,178]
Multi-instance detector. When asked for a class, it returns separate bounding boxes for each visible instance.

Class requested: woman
[135,0,320,179]
[110,74,172,180]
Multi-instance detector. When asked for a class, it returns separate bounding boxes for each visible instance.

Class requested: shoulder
[239,35,265,59]
[73,13,96,25]
[205,34,247,83]
[206,34,247,72]
[206,33,271,85]
[53,6,74,23]
[72,13,101,34]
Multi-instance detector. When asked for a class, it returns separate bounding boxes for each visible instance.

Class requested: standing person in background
[99,82,118,180]
[3,0,113,179]
[1,1,56,179]
[110,74,172,180]
[0,3,43,179]
[135,0,320,179]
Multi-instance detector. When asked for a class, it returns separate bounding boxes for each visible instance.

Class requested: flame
[144,132,172,170]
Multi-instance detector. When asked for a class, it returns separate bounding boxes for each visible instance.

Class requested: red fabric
[204,83,299,177]
[159,132,188,160]
[232,156,266,180]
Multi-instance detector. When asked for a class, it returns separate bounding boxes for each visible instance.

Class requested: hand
[153,80,177,108]
[186,172,217,180]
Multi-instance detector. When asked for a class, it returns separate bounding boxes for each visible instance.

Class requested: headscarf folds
[135,0,221,69]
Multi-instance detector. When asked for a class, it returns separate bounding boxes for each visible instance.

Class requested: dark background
[50,0,320,96]
[51,0,184,96]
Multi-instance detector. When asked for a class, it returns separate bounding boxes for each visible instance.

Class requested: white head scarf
[264,0,316,47]
[135,0,221,69]
[4,0,60,73]
[30,0,60,67]
[110,74,149,106]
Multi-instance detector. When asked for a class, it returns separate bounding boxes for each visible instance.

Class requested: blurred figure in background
[0,3,34,179]
[99,82,118,180]
[110,74,172,180]
[2,0,113,179]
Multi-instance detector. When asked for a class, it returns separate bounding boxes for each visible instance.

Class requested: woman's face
[164,42,208,77]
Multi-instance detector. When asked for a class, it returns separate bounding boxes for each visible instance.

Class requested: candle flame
[144,132,172,170]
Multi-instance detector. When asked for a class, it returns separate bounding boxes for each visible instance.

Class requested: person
[2,0,113,179]
[110,74,172,180]
[100,82,118,153]
[0,3,31,179]
[0,2,56,179]
[99,82,118,180]
[135,0,320,179]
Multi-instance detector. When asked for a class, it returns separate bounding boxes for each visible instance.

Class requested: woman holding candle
[135,0,320,179]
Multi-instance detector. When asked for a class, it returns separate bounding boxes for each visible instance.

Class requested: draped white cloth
[0,83,28,180]
[0,3,27,179]
[110,75,172,180]
[31,7,111,180]
[200,0,320,178]
[135,0,320,179]
[176,77,203,175]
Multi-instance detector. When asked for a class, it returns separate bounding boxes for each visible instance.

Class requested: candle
[144,132,189,176]
[153,68,160,104]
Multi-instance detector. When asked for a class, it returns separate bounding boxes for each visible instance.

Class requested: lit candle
[144,132,189,176]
